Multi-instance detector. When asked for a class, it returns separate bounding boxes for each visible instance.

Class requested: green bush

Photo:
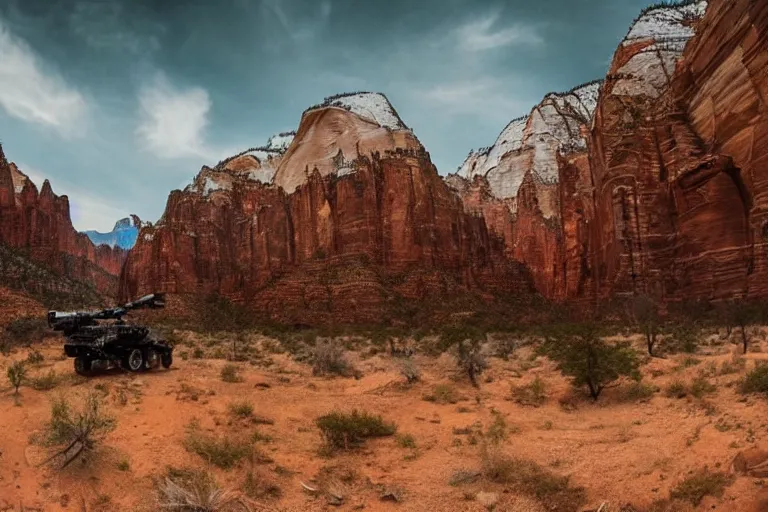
[220,364,243,383]
[7,360,26,394]
[690,375,716,398]
[741,363,768,395]
[511,377,547,407]
[30,370,60,391]
[183,430,252,469]
[541,323,640,401]
[4,316,48,346]
[228,401,254,418]
[423,384,461,404]
[665,380,687,399]
[26,350,44,364]
[311,341,357,378]
[316,410,396,451]
[44,392,116,468]
[621,380,657,402]
[669,469,731,505]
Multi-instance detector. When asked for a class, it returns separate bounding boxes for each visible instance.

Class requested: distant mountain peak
[84,216,139,250]
[303,92,408,131]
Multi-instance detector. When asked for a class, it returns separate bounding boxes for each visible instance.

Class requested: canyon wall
[0,146,126,298]
[590,0,768,301]
[120,0,768,323]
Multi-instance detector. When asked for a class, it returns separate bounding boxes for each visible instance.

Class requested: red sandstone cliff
[0,145,126,298]
[447,82,601,299]
[589,0,768,302]
[120,95,532,324]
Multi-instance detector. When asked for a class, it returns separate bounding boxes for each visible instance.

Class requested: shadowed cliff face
[0,148,125,298]
[590,0,768,301]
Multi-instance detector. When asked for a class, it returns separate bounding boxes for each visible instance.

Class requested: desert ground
[2,327,768,512]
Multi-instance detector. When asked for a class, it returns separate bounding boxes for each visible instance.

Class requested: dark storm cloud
[0,0,651,231]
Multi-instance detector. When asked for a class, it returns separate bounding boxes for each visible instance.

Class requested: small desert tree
[7,360,26,395]
[633,294,661,356]
[727,300,763,354]
[440,324,487,387]
[542,323,640,401]
[43,391,116,468]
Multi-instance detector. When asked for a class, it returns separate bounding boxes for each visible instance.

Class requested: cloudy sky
[0,0,650,232]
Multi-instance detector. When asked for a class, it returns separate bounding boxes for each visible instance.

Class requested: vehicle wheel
[74,357,92,376]
[124,348,146,372]
[161,352,173,369]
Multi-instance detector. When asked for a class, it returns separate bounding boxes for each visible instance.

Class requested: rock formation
[121,0,768,322]
[85,216,141,250]
[447,81,601,298]
[590,0,768,301]
[0,145,126,298]
[120,95,532,324]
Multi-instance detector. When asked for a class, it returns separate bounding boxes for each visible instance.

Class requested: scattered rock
[380,487,404,502]
[476,491,498,509]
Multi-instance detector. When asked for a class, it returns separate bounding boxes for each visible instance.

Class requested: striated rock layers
[120,94,533,324]
[450,0,768,304]
[447,81,601,299]
[589,0,768,301]
[123,0,768,321]
[0,146,126,297]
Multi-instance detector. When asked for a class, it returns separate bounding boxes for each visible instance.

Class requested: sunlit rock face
[0,146,126,297]
[120,94,533,324]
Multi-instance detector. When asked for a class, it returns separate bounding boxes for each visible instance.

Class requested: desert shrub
[220,364,243,383]
[621,380,658,402]
[192,347,204,359]
[439,324,488,386]
[510,377,547,407]
[479,445,586,511]
[399,358,420,384]
[720,353,746,375]
[311,341,356,377]
[665,380,687,399]
[155,469,251,511]
[4,316,48,347]
[44,392,116,468]
[740,363,768,395]
[227,401,254,418]
[690,375,716,398]
[26,349,44,364]
[7,360,26,394]
[315,410,396,451]
[184,430,252,469]
[30,370,61,391]
[423,384,460,404]
[117,459,130,471]
[633,295,660,356]
[396,433,416,449]
[721,299,764,354]
[667,323,700,354]
[485,411,508,443]
[669,469,731,505]
[541,323,640,400]
[243,470,282,500]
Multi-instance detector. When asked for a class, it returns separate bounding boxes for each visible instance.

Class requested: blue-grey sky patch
[0,0,651,231]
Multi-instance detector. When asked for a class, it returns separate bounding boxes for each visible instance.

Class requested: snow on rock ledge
[623,1,707,49]
[304,92,408,131]
[613,1,708,98]
[457,80,601,202]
